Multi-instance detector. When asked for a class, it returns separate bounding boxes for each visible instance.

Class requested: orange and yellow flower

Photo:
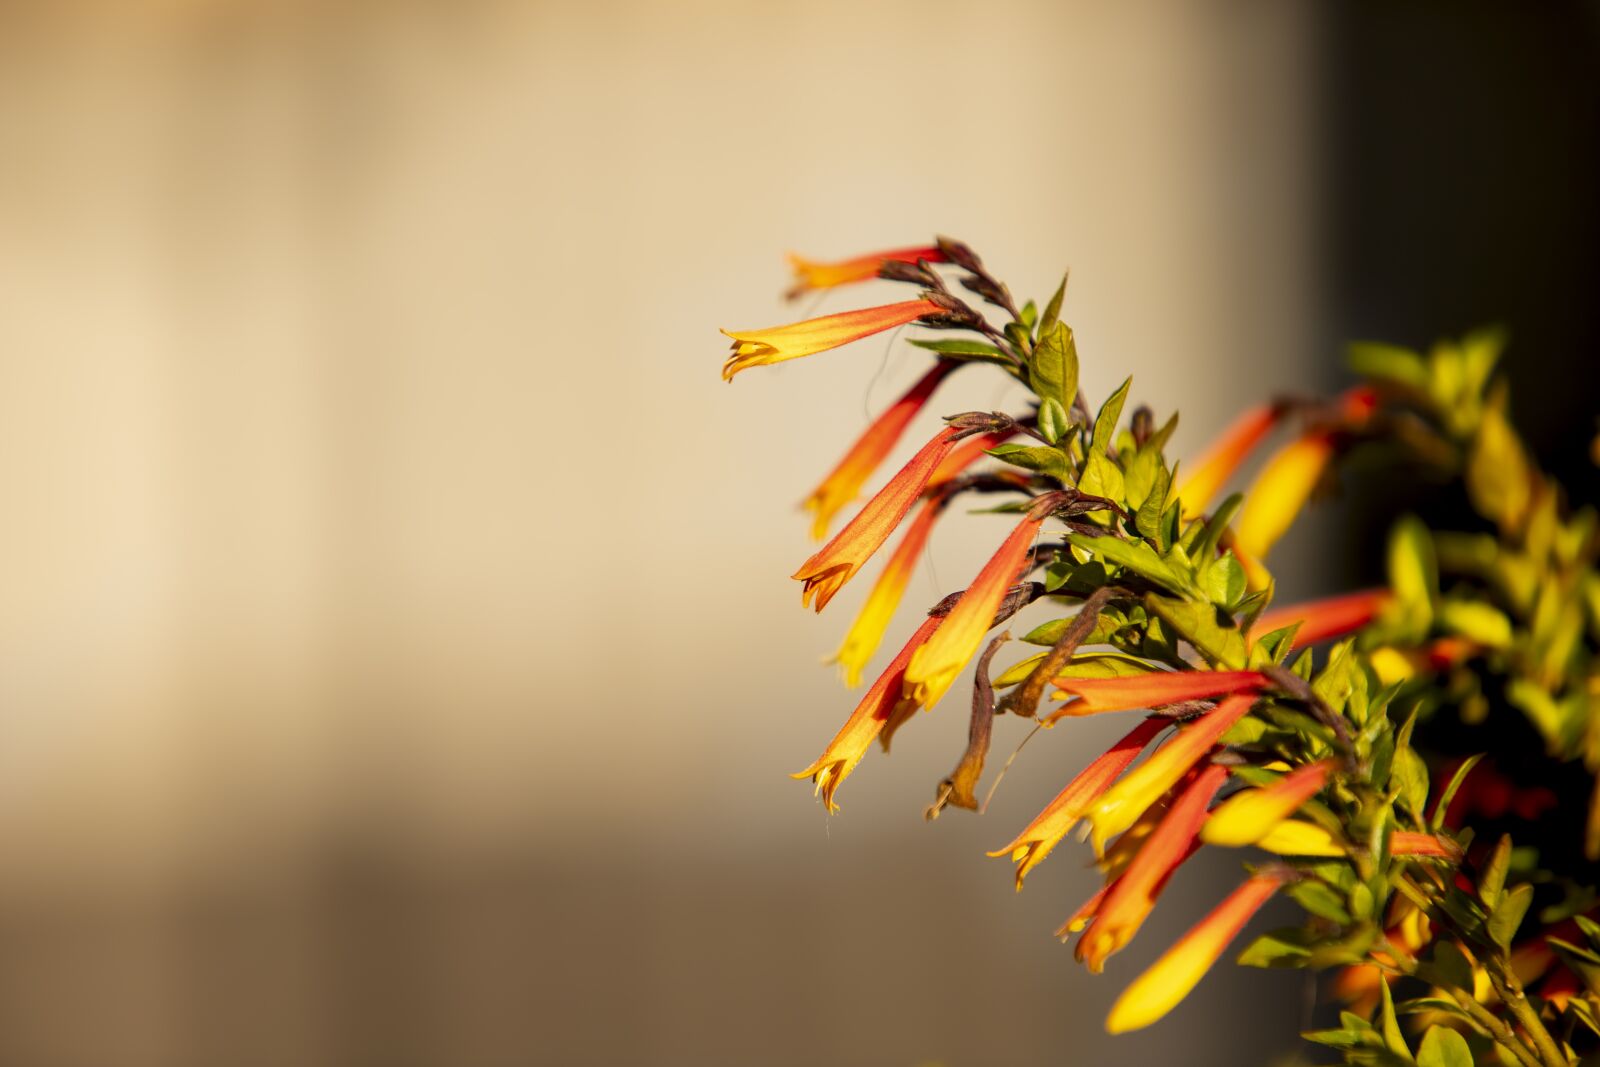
[1045,669,1268,722]
[1077,763,1230,973]
[1232,386,1379,559]
[901,503,1051,711]
[721,298,945,381]
[1232,430,1335,560]
[829,493,947,686]
[1251,589,1393,650]
[785,245,946,298]
[802,360,958,541]
[928,427,1020,487]
[794,426,964,612]
[988,717,1168,890]
[1178,404,1285,519]
[792,615,943,812]
[1200,759,1334,848]
[1086,693,1257,854]
[1105,869,1291,1033]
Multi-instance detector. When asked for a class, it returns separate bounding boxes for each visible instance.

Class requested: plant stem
[1486,959,1568,1067]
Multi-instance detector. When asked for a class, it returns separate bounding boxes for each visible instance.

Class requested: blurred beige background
[0,1,1325,1064]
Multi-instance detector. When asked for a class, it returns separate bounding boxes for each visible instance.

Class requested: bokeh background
[1,2,1594,1065]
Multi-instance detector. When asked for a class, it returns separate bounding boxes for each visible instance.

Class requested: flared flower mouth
[721,299,945,381]
[988,717,1168,890]
[792,425,964,612]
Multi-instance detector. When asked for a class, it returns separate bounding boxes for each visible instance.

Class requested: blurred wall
[0,2,1322,1064]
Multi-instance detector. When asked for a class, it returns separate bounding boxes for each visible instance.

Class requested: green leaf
[1018,299,1037,330]
[1349,340,1428,390]
[1204,555,1246,611]
[1037,397,1070,445]
[1431,755,1483,830]
[1416,1026,1472,1067]
[1068,535,1186,592]
[1135,464,1171,542]
[1092,376,1131,455]
[1421,941,1474,993]
[987,443,1073,483]
[1391,745,1430,819]
[1077,449,1125,507]
[1027,322,1079,415]
[1488,883,1534,949]
[1038,272,1068,335]
[1387,515,1437,627]
[1377,976,1411,1060]
[1478,835,1512,909]
[1236,927,1315,968]
[1437,599,1513,649]
[1144,593,1247,669]
[1288,880,1352,924]
[909,338,1007,358]
[1466,386,1532,533]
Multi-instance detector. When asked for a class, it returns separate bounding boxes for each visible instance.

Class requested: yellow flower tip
[1200,759,1334,848]
[1104,870,1289,1034]
[796,563,853,612]
[1253,820,1344,857]
[720,299,945,380]
[1233,431,1335,560]
[784,245,947,298]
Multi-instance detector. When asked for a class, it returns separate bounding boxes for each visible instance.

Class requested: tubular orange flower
[791,615,942,812]
[1201,759,1335,848]
[785,245,947,298]
[1078,763,1230,973]
[1087,693,1257,854]
[901,502,1052,711]
[1105,869,1291,1034]
[1232,429,1335,560]
[1251,589,1393,650]
[927,427,1020,487]
[802,360,958,541]
[830,494,945,686]
[794,426,964,612]
[1391,831,1458,859]
[1045,669,1268,722]
[1178,404,1285,519]
[988,717,1168,890]
[721,298,945,381]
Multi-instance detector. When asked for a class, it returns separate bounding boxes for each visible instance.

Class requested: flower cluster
[721,239,1600,1064]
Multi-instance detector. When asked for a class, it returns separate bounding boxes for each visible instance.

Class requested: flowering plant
[723,238,1600,1065]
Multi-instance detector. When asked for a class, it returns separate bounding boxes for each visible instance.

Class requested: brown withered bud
[944,411,1017,438]
[877,259,939,285]
[926,631,1010,818]
[1131,405,1155,448]
[934,235,983,273]
[924,580,1043,625]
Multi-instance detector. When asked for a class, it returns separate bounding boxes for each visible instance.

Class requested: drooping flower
[988,717,1168,890]
[1077,763,1230,973]
[1200,759,1334,847]
[1251,589,1393,650]
[1105,869,1292,1033]
[1086,693,1257,854]
[1045,669,1268,722]
[927,427,1020,487]
[1232,430,1335,560]
[794,426,964,612]
[830,494,946,686]
[792,615,943,812]
[785,245,947,298]
[1178,404,1285,520]
[1390,831,1459,859]
[802,360,958,541]
[1231,386,1379,559]
[721,298,945,381]
[901,499,1055,711]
